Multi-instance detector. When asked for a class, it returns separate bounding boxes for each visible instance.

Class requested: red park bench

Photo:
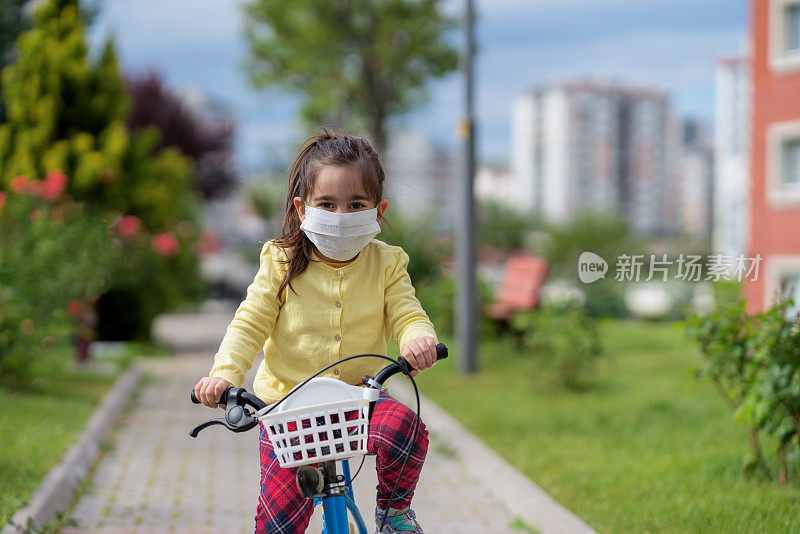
[484,254,548,321]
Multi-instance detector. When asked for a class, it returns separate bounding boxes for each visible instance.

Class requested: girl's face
[293,165,388,222]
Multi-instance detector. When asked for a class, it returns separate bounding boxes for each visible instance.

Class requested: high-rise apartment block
[510,80,678,236]
[678,118,714,239]
[714,55,751,257]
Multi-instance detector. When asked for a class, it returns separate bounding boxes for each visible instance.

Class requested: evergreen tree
[0,0,101,123]
[0,0,196,231]
[0,0,32,124]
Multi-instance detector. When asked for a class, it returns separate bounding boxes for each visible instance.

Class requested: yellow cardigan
[209,238,438,403]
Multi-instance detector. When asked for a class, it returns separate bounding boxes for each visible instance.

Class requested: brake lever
[189,387,259,437]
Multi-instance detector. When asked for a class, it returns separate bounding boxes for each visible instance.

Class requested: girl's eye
[350,203,366,210]
[320,202,334,209]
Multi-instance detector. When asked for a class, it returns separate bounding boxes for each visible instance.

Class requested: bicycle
[190,343,448,534]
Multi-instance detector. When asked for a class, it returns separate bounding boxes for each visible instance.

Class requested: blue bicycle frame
[315,459,367,534]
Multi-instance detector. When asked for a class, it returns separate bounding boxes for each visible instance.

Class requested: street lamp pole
[457,0,477,373]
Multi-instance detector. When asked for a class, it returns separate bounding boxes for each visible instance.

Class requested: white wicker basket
[256,377,377,468]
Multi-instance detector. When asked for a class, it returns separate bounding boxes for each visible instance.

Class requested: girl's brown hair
[272,127,387,299]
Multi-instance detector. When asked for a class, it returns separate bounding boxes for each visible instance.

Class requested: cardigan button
[335,301,342,308]
[334,270,341,276]
[335,334,341,341]
[333,369,340,375]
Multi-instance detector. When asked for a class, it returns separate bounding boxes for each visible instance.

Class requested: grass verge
[0,343,140,527]
[410,320,800,533]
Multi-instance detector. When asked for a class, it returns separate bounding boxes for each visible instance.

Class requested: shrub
[478,200,539,252]
[582,279,628,318]
[96,221,204,341]
[686,299,800,482]
[540,211,634,280]
[416,274,496,340]
[510,304,603,391]
[379,208,449,286]
[0,174,118,387]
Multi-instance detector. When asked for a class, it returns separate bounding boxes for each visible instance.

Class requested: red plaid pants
[254,392,428,533]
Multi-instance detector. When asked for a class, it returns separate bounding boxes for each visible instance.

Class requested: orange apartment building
[746,0,800,314]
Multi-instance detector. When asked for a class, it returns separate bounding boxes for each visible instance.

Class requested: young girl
[194,129,438,534]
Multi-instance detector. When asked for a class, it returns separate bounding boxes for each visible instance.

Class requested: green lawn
[409,320,800,533]
[0,346,128,527]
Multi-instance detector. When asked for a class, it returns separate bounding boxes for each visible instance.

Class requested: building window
[787,4,800,51]
[767,120,800,208]
[784,138,800,185]
[770,0,800,73]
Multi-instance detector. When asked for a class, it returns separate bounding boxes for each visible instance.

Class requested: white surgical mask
[300,204,381,261]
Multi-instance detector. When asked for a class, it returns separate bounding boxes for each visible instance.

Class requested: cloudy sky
[87,0,748,172]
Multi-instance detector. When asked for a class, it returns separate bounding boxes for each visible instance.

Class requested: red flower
[10,175,28,193]
[42,170,68,201]
[151,232,180,256]
[66,300,83,318]
[118,215,142,239]
[27,179,43,197]
[0,192,5,212]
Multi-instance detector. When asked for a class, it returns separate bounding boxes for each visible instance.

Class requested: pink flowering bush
[117,215,142,239]
[1,168,205,380]
[0,173,119,386]
[96,216,202,341]
[151,232,181,256]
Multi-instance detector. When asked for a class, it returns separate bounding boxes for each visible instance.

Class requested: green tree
[540,211,634,278]
[0,1,33,83]
[0,0,196,231]
[478,200,539,253]
[0,0,100,123]
[0,0,203,342]
[242,0,458,148]
[1,0,34,125]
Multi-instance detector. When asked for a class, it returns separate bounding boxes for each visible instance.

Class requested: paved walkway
[64,310,596,534]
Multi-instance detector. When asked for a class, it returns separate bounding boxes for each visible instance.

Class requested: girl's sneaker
[374,506,424,533]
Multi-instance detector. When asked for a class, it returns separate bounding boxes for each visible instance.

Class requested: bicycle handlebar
[190,386,266,411]
[189,342,448,437]
[371,342,448,386]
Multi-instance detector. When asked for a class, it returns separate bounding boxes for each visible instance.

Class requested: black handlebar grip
[396,342,448,375]
[190,387,231,406]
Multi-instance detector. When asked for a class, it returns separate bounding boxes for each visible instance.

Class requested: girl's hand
[194,376,233,408]
[401,336,438,377]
